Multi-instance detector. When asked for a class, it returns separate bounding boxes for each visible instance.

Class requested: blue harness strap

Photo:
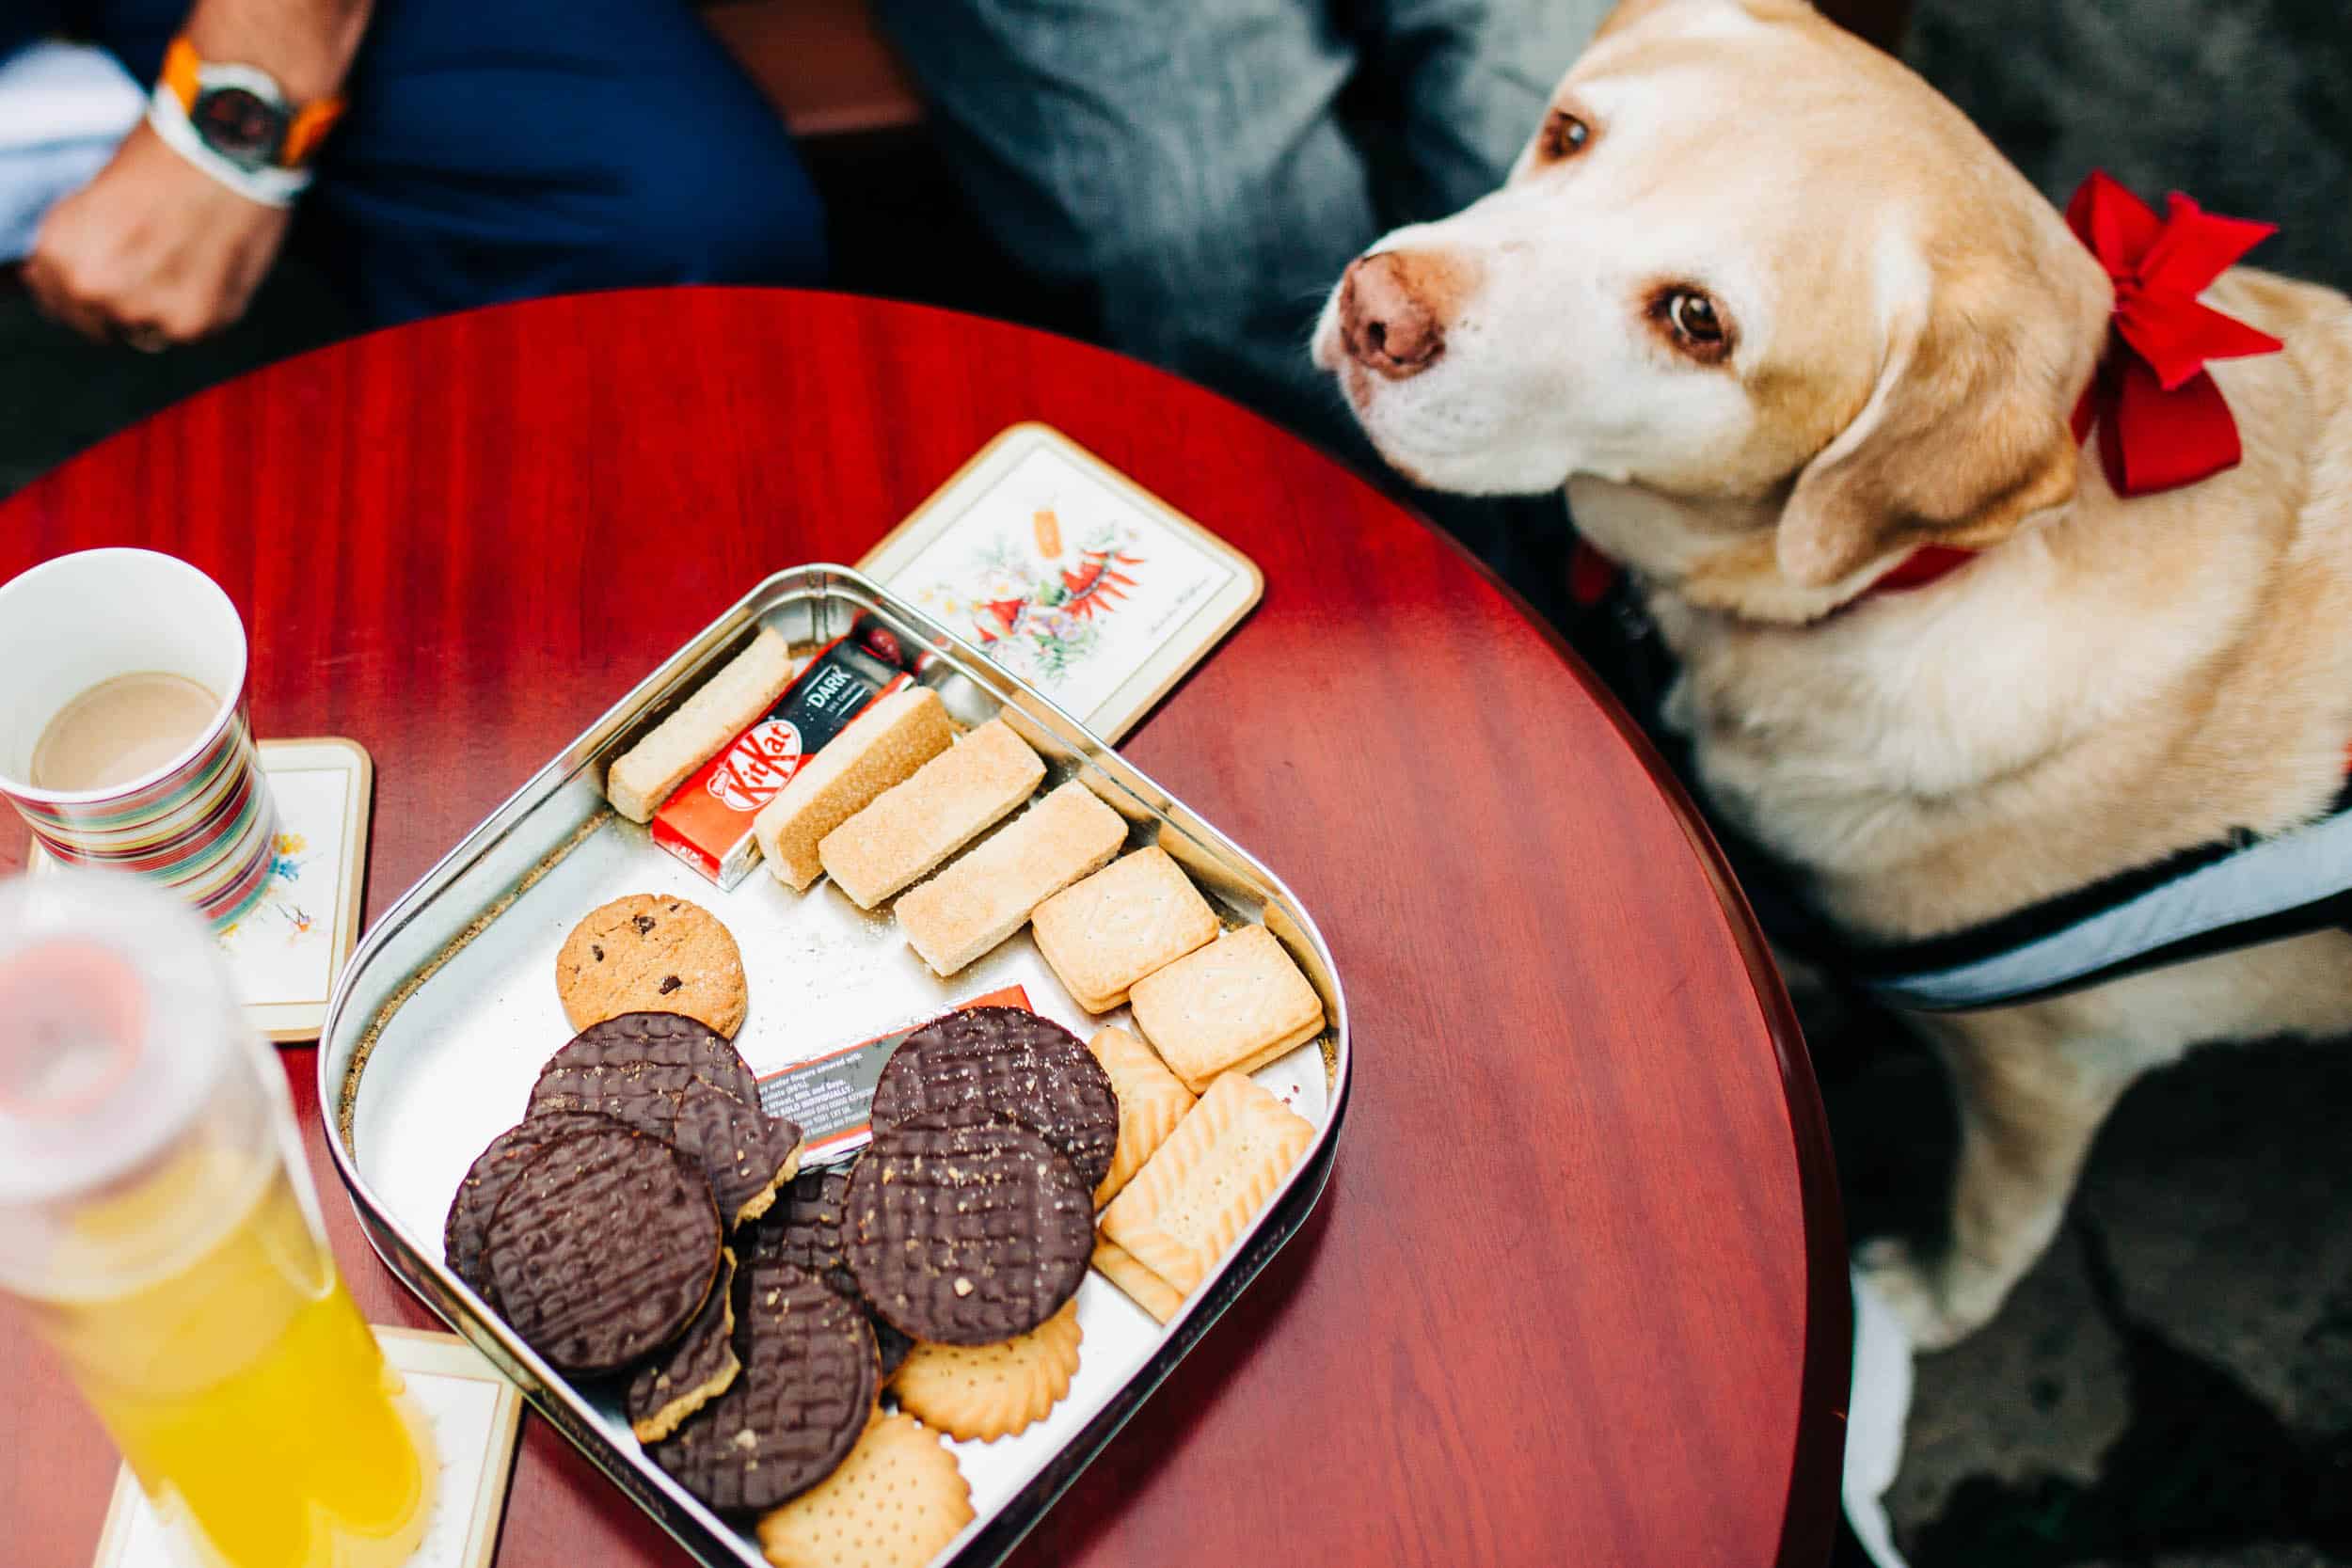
[1567,557,2352,1013]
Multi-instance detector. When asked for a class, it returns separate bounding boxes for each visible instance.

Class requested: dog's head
[1311,0,2114,615]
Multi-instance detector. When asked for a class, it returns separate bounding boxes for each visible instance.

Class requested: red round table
[0,289,1846,1568]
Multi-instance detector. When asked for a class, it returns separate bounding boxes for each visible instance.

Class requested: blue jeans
[873,0,1605,451]
[8,0,825,325]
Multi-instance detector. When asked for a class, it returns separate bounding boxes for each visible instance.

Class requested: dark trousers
[8,0,826,325]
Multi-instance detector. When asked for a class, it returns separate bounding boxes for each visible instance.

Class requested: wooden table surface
[0,289,1847,1568]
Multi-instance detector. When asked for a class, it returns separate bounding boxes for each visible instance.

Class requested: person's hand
[25,119,291,350]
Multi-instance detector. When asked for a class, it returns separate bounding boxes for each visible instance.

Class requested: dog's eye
[1541,112,1591,160]
[1645,284,1735,364]
[1667,291,1723,344]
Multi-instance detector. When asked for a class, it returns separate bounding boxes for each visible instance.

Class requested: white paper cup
[0,550,278,929]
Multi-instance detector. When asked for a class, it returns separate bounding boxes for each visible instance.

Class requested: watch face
[191,87,287,167]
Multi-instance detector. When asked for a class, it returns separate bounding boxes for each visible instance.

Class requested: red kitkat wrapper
[652,616,921,886]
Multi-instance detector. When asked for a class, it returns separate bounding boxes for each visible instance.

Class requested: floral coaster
[31,736,373,1042]
[861,423,1263,742]
[89,1325,524,1568]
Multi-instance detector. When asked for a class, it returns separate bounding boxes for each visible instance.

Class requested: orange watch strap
[159,35,348,169]
[279,96,347,169]
[160,37,201,114]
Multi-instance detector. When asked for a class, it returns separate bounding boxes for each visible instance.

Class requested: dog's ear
[1775,256,2108,590]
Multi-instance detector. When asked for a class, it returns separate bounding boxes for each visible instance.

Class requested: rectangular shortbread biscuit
[1032,847,1221,1014]
[754,685,955,890]
[818,718,1045,909]
[1086,1026,1197,1207]
[1091,1236,1184,1325]
[895,781,1126,976]
[1099,1071,1316,1295]
[607,626,802,822]
[1127,924,1327,1095]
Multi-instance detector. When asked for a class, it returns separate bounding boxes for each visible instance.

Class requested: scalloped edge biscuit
[1085,1026,1196,1207]
[755,1413,974,1568]
[890,1301,1083,1442]
[1098,1071,1316,1294]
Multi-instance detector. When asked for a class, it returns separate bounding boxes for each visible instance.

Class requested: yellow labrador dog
[1315,0,2352,1347]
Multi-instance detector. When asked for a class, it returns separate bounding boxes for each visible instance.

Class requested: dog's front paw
[1853,1236,2000,1352]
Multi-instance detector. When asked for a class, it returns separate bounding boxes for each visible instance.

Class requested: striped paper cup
[0,551,278,930]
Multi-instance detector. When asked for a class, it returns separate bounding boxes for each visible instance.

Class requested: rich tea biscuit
[1084,1027,1196,1208]
[894,781,1126,976]
[1098,1072,1315,1295]
[1090,1235,1184,1325]
[556,895,748,1037]
[443,1111,623,1307]
[484,1127,723,1374]
[869,1006,1120,1192]
[890,1300,1083,1442]
[818,718,1045,909]
[843,1117,1093,1346]
[649,1259,878,1514]
[628,1249,741,1442]
[755,1413,974,1568]
[1127,925,1326,1095]
[1031,848,1220,1013]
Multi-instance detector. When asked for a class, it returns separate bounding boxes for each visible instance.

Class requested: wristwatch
[147,38,347,207]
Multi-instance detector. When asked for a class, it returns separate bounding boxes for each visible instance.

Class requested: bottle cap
[0,871,240,1206]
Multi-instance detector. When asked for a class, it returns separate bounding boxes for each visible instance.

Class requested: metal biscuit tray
[317,564,1350,1568]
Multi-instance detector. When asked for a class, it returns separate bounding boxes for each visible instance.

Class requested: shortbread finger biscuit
[895,781,1126,976]
[1091,1236,1184,1324]
[556,895,749,1038]
[891,1301,1082,1442]
[756,686,957,891]
[1032,847,1221,1013]
[755,1413,974,1568]
[818,719,1045,909]
[609,627,803,822]
[1099,1072,1315,1294]
[1127,925,1325,1095]
[1085,1027,1195,1207]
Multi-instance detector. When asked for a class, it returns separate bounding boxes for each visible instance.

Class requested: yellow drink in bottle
[0,873,436,1568]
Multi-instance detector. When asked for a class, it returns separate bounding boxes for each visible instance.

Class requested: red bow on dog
[2065,170,2282,497]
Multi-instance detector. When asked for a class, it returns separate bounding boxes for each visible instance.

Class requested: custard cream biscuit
[1032,847,1221,1013]
[1126,925,1325,1095]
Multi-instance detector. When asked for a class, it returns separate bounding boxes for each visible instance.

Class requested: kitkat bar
[653,616,924,887]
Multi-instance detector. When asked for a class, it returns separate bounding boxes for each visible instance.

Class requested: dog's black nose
[1340,251,1448,380]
